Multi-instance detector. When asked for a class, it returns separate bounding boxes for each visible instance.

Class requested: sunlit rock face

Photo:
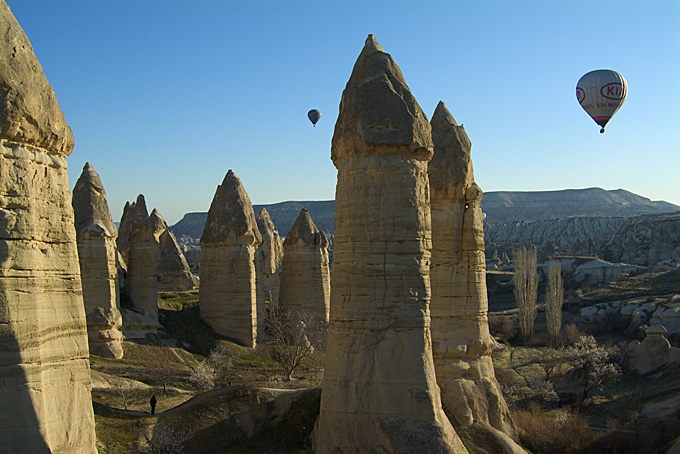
[429,101,523,452]
[278,208,330,323]
[256,207,283,305]
[199,170,263,347]
[120,194,159,338]
[314,35,467,454]
[72,162,124,359]
[0,1,98,451]
[149,208,198,292]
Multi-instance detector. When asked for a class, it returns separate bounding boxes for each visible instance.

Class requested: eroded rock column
[72,162,124,359]
[278,208,330,323]
[150,208,198,292]
[429,101,522,452]
[120,194,159,338]
[314,35,466,454]
[199,170,263,347]
[257,207,284,305]
[0,1,97,451]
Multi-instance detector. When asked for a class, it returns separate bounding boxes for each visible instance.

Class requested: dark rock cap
[72,162,117,237]
[331,34,432,164]
[284,208,328,248]
[201,170,262,246]
[430,101,474,200]
[0,1,74,154]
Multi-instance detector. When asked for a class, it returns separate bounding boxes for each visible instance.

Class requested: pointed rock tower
[256,207,284,305]
[429,101,523,452]
[149,209,198,292]
[0,2,97,451]
[314,35,467,453]
[120,194,159,338]
[199,170,263,347]
[72,162,124,359]
[279,208,330,323]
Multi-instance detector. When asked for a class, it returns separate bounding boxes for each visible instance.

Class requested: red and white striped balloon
[576,69,627,133]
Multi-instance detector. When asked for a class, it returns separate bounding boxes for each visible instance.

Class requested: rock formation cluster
[315,35,467,453]
[150,208,199,292]
[279,208,330,322]
[199,170,263,347]
[72,162,124,359]
[0,2,98,450]
[256,208,284,304]
[429,102,522,451]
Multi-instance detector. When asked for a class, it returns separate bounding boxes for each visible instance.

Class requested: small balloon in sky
[576,69,627,133]
[307,109,321,127]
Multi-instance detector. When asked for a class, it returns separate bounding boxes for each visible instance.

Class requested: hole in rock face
[465,202,469,209]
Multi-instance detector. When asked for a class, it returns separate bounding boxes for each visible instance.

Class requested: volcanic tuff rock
[116,201,133,266]
[121,194,159,338]
[0,2,97,451]
[429,102,523,452]
[256,208,283,304]
[149,209,198,292]
[199,170,263,347]
[72,162,124,359]
[314,35,466,453]
[279,209,330,322]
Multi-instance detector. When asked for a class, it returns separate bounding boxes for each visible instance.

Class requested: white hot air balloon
[576,69,627,133]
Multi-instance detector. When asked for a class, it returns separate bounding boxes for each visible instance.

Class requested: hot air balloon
[308,109,321,127]
[576,69,627,133]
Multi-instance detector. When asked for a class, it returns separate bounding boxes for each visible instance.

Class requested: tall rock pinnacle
[256,208,284,305]
[314,35,467,453]
[72,162,124,359]
[429,101,524,453]
[199,170,263,347]
[278,208,330,323]
[0,2,97,451]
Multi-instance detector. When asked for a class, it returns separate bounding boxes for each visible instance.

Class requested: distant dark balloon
[308,109,321,126]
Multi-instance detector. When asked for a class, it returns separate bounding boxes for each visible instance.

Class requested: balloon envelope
[576,69,627,133]
[308,109,321,126]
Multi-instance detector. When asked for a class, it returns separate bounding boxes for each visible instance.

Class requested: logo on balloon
[576,87,586,104]
[601,83,625,100]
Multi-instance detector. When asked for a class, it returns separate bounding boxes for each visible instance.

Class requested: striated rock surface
[278,208,330,322]
[72,162,124,359]
[0,2,97,451]
[149,209,198,292]
[314,35,466,453]
[256,208,284,305]
[199,170,263,347]
[429,102,523,452]
[121,194,159,338]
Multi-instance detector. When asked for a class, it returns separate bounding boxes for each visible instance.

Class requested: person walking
[150,394,157,415]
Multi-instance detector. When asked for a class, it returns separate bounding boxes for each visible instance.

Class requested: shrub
[513,403,597,453]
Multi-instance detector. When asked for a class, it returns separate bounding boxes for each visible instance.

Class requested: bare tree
[262,306,327,381]
[189,360,216,390]
[208,344,241,387]
[565,335,621,400]
[114,376,133,410]
[134,421,192,454]
[545,260,564,348]
[513,245,539,341]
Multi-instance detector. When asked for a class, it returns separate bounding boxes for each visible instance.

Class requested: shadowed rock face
[121,194,159,338]
[149,209,198,292]
[429,102,523,452]
[199,170,263,347]
[72,162,124,359]
[256,208,283,305]
[0,2,97,451]
[279,208,330,323]
[314,35,466,454]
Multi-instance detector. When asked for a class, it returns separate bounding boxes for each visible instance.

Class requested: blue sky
[8,0,680,225]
